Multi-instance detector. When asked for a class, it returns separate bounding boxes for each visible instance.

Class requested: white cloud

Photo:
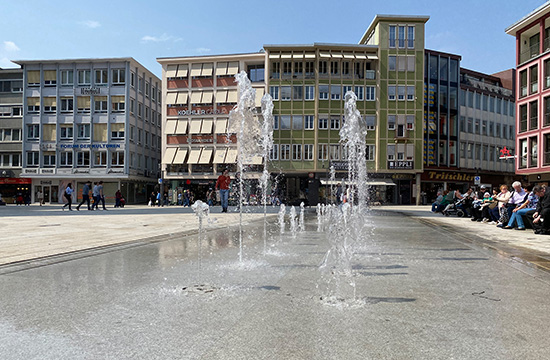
[4,41,20,52]
[80,20,101,29]
[195,47,211,54]
[141,33,182,43]
[0,57,17,68]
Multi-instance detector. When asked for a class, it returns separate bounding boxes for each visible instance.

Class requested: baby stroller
[442,198,466,217]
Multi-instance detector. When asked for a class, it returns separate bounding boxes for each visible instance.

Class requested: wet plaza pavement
[1,207,550,359]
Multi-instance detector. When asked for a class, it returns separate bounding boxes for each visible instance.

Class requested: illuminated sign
[177,108,229,116]
[388,161,413,170]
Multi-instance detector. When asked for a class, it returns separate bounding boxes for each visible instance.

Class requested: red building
[506,3,550,183]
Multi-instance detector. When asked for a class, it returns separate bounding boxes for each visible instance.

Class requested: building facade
[506,3,550,184]
[0,68,27,203]
[157,53,266,203]
[14,58,161,204]
[421,49,517,200]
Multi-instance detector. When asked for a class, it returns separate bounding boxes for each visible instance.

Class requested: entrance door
[51,186,59,203]
[43,186,50,203]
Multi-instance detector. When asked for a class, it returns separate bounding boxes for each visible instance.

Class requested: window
[545,96,550,127]
[319,85,329,100]
[111,124,125,139]
[281,86,291,101]
[519,139,528,168]
[131,72,135,87]
[496,123,501,138]
[406,86,415,101]
[398,26,406,48]
[273,115,279,130]
[292,86,303,100]
[407,26,415,48]
[329,144,340,160]
[111,96,125,112]
[467,143,473,159]
[77,124,90,139]
[520,70,527,98]
[0,106,11,117]
[0,129,21,142]
[474,119,480,134]
[397,124,405,137]
[145,81,150,98]
[365,115,376,130]
[292,115,303,130]
[59,152,73,167]
[130,126,135,141]
[293,62,303,77]
[138,77,144,93]
[354,86,364,100]
[61,70,73,86]
[482,120,487,136]
[43,152,56,167]
[94,151,107,166]
[271,62,280,79]
[130,98,135,114]
[76,151,90,166]
[304,144,314,160]
[43,71,56,86]
[366,86,375,101]
[112,69,125,85]
[305,86,315,100]
[318,116,328,129]
[389,56,396,71]
[138,129,143,144]
[270,144,279,160]
[343,86,353,98]
[544,133,550,165]
[305,115,314,130]
[489,121,494,136]
[111,152,124,166]
[77,70,91,85]
[43,98,56,113]
[77,96,90,113]
[283,62,292,76]
[530,101,538,130]
[387,144,395,160]
[138,103,143,118]
[60,126,73,139]
[366,145,375,161]
[12,107,21,116]
[305,61,314,77]
[503,125,508,139]
[145,106,150,121]
[318,144,328,160]
[269,86,279,100]
[292,144,302,160]
[397,86,405,101]
[467,117,473,133]
[406,115,414,130]
[94,96,108,112]
[27,97,40,113]
[27,151,39,166]
[94,69,109,86]
[330,61,338,75]
[388,115,396,130]
[388,86,396,100]
[530,65,538,94]
[280,115,291,130]
[0,153,21,167]
[389,25,396,48]
[281,144,291,160]
[61,97,74,112]
[530,137,538,168]
[330,116,340,130]
[27,124,39,139]
[330,85,341,100]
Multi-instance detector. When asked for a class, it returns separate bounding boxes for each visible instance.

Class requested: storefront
[0,178,32,204]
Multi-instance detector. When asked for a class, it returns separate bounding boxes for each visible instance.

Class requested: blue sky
[0,0,546,78]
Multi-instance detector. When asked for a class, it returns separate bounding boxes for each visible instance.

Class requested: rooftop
[505,2,550,36]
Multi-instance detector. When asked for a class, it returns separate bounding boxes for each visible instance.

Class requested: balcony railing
[520,42,540,64]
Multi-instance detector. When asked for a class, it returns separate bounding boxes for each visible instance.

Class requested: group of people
[432,181,550,234]
[62,181,114,211]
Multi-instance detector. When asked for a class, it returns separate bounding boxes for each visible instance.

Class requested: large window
[292,144,302,160]
[319,85,329,100]
[61,97,74,112]
[77,124,90,139]
[407,26,415,48]
[330,116,340,130]
[354,86,364,100]
[305,86,315,100]
[318,116,328,129]
[530,101,538,130]
[59,152,73,167]
[530,65,538,95]
[27,151,39,166]
[111,152,124,166]
[304,144,314,161]
[330,85,341,100]
[112,69,125,85]
[27,124,39,139]
[280,144,291,160]
[61,70,73,86]
[94,96,108,113]
[520,70,527,98]
[544,133,550,165]
[292,115,303,130]
[77,70,91,85]
[389,26,396,48]
[60,125,73,140]
[304,115,314,130]
[366,86,375,101]
[281,86,291,101]
[269,86,279,100]
[43,152,55,167]
[329,144,340,160]
[77,151,90,166]
[271,62,280,79]
[530,136,538,168]
[270,144,279,160]
[318,144,328,161]
[388,86,396,101]
[94,151,107,166]
[292,86,303,101]
[366,145,375,161]
[248,64,265,82]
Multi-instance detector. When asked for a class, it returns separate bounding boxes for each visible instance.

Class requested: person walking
[76,181,92,211]
[91,182,99,210]
[96,181,107,210]
[215,169,231,213]
[37,189,43,206]
[62,183,74,211]
[115,189,123,208]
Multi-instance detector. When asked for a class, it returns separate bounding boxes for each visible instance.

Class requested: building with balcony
[421,49,517,200]
[13,58,161,205]
[0,68,27,203]
[506,2,550,184]
[157,53,266,202]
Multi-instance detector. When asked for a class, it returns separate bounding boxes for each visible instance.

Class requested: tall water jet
[228,71,262,262]
[191,200,210,283]
[299,202,305,232]
[329,165,336,204]
[289,206,297,238]
[278,203,286,235]
[260,93,274,254]
[316,203,322,232]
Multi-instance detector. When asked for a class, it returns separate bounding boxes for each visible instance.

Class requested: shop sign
[79,87,101,95]
[425,171,475,182]
[40,180,52,185]
[190,136,213,144]
[330,161,349,171]
[177,108,228,116]
[59,144,122,149]
[0,178,32,185]
[388,161,413,170]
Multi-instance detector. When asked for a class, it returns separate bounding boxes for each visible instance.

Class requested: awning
[176,92,188,104]
[227,62,239,75]
[189,119,202,134]
[166,65,178,78]
[198,148,213,164]
[225,148,238,163]
[213,148,227,163]
[162,147,177,164]
[268,53,280,59]
[175,120,188,134]
[190,63,202,77]
[201,119,213,134]
[215,62,228,76]
[216,90,228,103]
[367,55,378,60]
[355,54,367,59]
[320,52,331,58]
[343,53,355,59]
[187,149,202,164]
[226,90,238,103]
[165,120,177,134]
[176,64,188,77]
[281,54,292,59]
[166,92,177,104]
[292,53,304,59]
[172,148,188,164]
[331,53,343,58]
[215,119,227,133]
[304,53,316,59]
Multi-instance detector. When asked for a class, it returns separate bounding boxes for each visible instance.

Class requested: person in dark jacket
[532,186,550,234]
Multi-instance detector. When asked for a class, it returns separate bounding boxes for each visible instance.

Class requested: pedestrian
[62,183,74,211]
[216,169,231,213]
[76,181,92,211]
[149,191,156,206]
[336,183,343,205]
[115,189,123,208]
[156,191,161,207]
[37,189,43,206]
[91,182,99,210]
[96,181,107,210]
[533,186,550,234]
